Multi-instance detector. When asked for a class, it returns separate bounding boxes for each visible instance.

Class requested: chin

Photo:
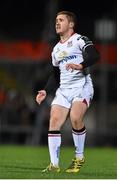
[56,31,63,35]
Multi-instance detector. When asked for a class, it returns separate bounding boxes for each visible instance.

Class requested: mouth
[56,26,61,30]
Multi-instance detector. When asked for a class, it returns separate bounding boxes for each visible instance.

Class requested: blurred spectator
[2,89,32,126]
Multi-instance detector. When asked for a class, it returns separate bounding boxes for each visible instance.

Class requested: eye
[59,18,63,22]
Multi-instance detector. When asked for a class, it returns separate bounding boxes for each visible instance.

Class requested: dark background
[0,0,117,40]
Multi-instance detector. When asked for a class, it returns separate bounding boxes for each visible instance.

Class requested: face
[55,14,73,35]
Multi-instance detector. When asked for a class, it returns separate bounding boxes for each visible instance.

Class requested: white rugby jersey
[52,33,93,88]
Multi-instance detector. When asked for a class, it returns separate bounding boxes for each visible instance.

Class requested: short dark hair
[57,11,78,32]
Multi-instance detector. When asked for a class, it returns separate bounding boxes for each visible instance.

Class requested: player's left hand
[66,63,83,72]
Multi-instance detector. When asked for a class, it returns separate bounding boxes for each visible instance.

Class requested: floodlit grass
[0,145,117,179]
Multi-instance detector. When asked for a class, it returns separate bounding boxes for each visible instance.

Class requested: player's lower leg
[66,127,86,173]
[42,131,61,172]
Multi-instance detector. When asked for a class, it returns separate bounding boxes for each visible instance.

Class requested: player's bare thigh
[49,104,69,131]
[70,101,87,129]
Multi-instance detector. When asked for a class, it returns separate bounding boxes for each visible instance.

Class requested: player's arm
[66,45,100,71]
[66,36,100,71]
[44,66,60,93]
[80,36,100,68]
[80,44,100,68]
[36,66,60,105]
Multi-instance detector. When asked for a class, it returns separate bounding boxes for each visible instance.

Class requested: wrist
[76,64,83,70]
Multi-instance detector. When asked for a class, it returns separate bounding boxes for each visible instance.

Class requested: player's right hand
[36,90,47,105]
[66,63,83,71]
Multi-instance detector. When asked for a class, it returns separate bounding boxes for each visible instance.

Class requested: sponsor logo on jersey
[58,51,68,61]
[62,55,77,62]
[58,53,77,63]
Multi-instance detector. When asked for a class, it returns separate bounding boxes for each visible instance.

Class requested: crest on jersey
[67,41,73,47]
[58,51,68,61]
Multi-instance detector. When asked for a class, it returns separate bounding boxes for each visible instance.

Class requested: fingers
[36,92,42,105]
[66,64,83,71]
[36,94,41,105]
[66,64,75,72]
[66,64,72,70]
[36,90,46,105]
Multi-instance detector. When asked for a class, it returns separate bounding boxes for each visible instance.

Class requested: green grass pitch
[0,145,117,179]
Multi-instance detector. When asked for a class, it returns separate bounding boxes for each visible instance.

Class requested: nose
[56,21,59,25]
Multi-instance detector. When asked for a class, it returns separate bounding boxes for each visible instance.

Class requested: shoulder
[77,34,93,44]
[76,35,93,50]
[52,42,60,52]
[71,33,81,41]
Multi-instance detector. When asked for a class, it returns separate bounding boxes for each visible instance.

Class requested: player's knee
[70,113,82,126]
[71,112,78,121]
[49,116,60,129]
[71,118,80,126]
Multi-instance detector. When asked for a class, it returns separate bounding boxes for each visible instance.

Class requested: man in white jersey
[36,11,100,173]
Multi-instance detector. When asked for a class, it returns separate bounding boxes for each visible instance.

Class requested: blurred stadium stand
[0,0,117,146]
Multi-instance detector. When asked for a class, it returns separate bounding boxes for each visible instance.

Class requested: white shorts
[51,84,94,109]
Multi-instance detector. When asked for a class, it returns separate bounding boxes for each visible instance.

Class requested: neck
[60,30,74,43]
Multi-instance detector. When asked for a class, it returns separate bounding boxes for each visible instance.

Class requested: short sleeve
[52,51,59,67]
[78,36,93,51]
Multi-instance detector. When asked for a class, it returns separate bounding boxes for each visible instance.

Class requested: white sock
[48,131,61,166]
[72,127,86,159]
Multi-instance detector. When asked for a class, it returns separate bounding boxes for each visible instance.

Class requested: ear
[69,22,74,29]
